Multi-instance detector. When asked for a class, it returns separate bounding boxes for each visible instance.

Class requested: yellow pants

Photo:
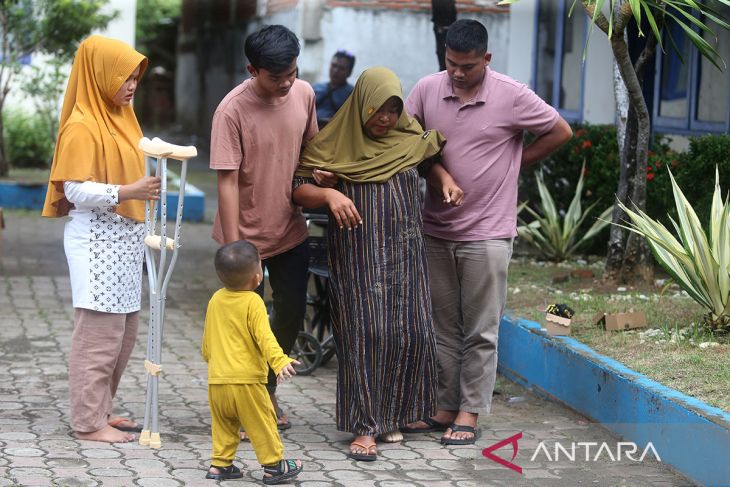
[209,383,283,466]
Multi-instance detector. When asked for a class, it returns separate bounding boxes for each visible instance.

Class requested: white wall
[505,1,535,85]
[582,28,615,124]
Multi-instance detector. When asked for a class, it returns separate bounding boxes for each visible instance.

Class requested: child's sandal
[262,459,303,485]
[205,464,243,480]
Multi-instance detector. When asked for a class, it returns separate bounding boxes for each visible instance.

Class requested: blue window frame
[652,14,730,135]
[533,0,587,122]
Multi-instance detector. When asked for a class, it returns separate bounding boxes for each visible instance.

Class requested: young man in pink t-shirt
[210,25,318,434]
[403,19,573,445]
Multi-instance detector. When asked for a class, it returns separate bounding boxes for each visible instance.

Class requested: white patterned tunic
[63,181,145,313]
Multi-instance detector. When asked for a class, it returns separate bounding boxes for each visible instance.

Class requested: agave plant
[517,165,612,262]
[617,168,730,333]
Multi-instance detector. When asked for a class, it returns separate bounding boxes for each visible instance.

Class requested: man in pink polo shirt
[210,25,318,432]
[403,19,572,445]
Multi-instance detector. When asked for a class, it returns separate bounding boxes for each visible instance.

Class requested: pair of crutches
[137,137,197,448]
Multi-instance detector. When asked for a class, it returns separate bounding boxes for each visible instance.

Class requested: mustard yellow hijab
[298,66,445,182]
[42,35,148,222]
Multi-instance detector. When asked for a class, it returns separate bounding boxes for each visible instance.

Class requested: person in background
[42,35,160,443]
[313,50,356,128]
[403,19,573,445]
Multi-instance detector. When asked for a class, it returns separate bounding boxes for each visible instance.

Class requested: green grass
[507,255,730,412]
[0,167,50,184]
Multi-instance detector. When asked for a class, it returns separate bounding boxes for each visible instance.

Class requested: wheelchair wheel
[318,335,337,366]
[290,331,322,376]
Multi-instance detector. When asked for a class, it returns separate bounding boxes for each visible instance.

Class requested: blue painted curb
[0,181,205,222]
[497,315,730,487]
[0,182,47,210]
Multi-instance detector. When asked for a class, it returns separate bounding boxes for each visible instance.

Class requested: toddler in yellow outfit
[202,240,303,484]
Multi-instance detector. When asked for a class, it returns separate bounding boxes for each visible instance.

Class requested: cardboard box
[545,313,571,336]
[593,311,647,331]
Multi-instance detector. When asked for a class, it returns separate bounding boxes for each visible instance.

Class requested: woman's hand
[325,189,362,230]
[118,176,162,202]
[313,169,338,188]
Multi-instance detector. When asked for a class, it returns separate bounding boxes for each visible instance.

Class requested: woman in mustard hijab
[293,66,445,461]
[42,36,160,443]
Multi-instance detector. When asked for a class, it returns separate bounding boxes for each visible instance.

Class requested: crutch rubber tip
[139,430,151,446]
[150,432,162,449]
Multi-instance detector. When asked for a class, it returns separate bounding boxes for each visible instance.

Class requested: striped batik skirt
[328,168,438,436]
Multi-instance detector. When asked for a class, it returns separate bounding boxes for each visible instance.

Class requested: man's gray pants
[425,235,513,414]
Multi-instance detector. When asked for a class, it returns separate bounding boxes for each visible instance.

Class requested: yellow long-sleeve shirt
[201,289,293,384]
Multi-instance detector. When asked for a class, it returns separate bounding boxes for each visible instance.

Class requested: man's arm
[521,116,572,168]
[217,170,239,244]
[426,163,464,207]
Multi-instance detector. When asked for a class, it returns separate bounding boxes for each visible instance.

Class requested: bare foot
[75,425,135,443]
[441,411,478,442]
[107,416,139,430]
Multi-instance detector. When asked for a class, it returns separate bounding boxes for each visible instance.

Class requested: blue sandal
[262,459,302,485]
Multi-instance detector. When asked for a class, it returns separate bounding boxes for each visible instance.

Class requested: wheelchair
[288,212,336,375]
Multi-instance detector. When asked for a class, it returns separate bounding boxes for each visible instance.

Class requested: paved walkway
[0,210,694,486]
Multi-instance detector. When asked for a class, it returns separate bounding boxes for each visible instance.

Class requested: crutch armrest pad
[139,137,197,160]
[145,235,175,250]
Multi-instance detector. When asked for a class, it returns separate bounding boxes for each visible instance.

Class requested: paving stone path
[0,210,694,486]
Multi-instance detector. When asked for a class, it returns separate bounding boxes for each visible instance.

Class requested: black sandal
[441,424,482,445]
[262,459,303,485]
[205,464,243,480]
[400,417,450,434]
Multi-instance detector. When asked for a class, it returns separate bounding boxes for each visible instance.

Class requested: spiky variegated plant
[517,165,612,262]
[617,169,730,332]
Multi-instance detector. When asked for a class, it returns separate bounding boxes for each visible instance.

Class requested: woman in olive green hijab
[293,67,444,461]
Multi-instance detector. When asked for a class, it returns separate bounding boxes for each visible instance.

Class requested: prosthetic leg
[138,137,197,448]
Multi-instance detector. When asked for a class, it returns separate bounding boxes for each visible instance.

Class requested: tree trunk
[613,34,629,153]
[431,0,456,71]
[0,101,7,177]
[604,36,654,283]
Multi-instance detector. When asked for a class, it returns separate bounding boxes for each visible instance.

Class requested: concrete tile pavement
[0,211,695,486]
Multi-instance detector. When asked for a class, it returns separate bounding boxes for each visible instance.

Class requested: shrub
[520,123,619,216]
[671,135,730,226]
[3,109,54,169]
[519,122,678,255]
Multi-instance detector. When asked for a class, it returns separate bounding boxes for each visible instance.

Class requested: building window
[653,7,730,134]
[534,0,586,122]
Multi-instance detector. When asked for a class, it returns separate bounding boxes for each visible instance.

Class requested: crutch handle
[139,137,197,161]
[144,235,175,250]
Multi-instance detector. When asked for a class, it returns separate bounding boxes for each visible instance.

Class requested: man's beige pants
[425,235,513,414]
